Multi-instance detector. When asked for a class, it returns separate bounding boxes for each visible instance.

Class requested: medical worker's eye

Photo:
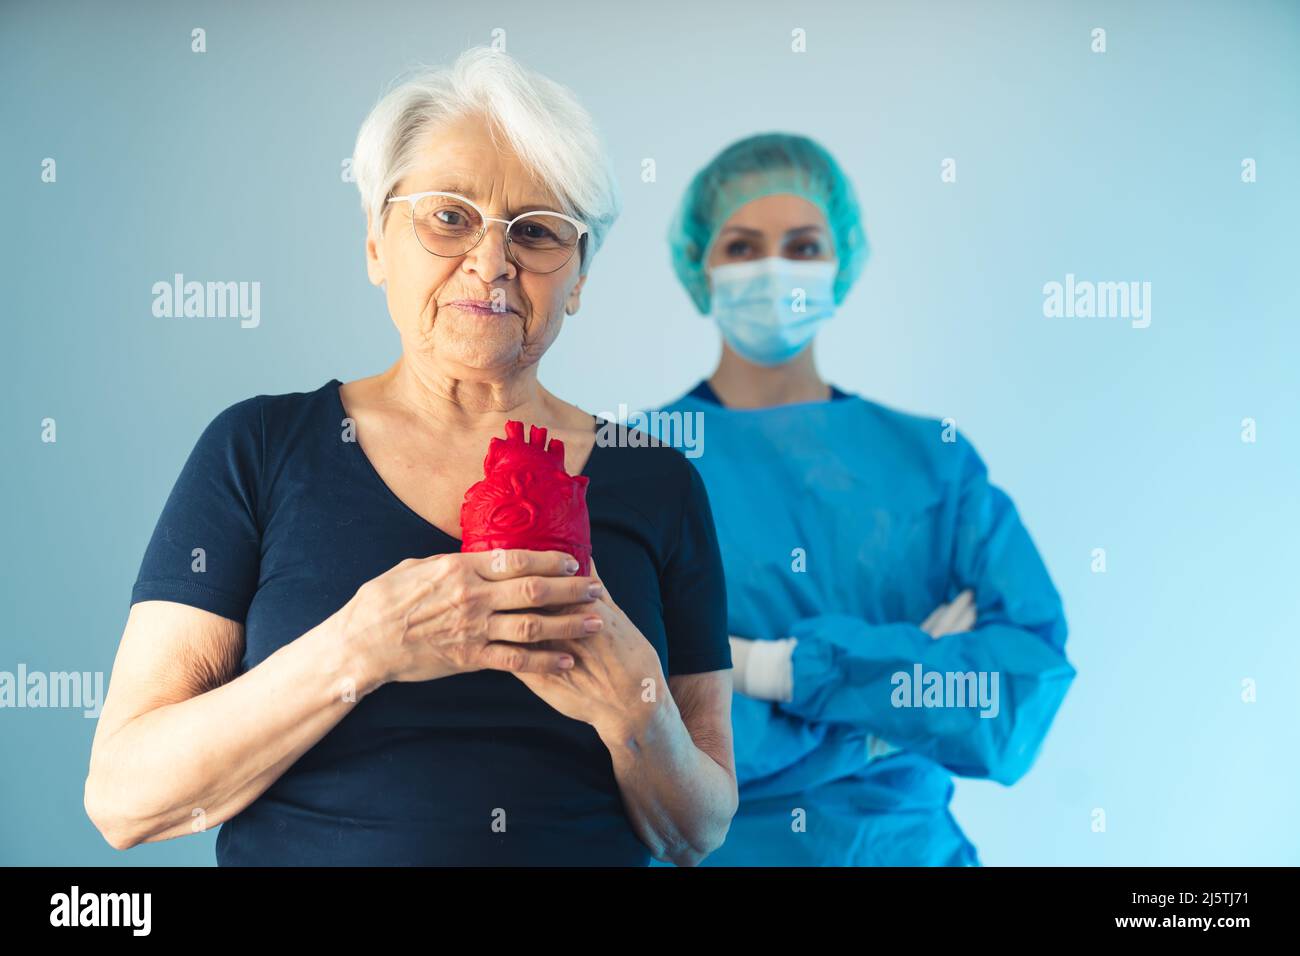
[723,238,757,258]
[787,238,824,258]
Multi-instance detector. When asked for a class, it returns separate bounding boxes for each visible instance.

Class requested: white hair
[352,47,621,275]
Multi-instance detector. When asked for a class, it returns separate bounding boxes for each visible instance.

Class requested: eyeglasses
[386,190,589,275]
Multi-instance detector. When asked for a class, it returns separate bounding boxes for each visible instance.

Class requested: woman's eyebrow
[421,182,558,215]
[506,199,565,216]
[718,224,826,236]
[420,179,476,198]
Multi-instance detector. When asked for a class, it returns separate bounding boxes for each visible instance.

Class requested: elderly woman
[648,133,1075,865]
[83,48,737,866]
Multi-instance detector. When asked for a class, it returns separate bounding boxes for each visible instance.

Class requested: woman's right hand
[335,549,605,690]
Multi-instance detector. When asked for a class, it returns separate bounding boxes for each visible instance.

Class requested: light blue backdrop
[3,0,1297,865]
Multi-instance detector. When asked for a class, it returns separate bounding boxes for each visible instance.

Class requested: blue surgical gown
[644,385,1075,866]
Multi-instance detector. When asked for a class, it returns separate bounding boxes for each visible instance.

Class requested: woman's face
[705,192,834,271]
[366,113,586,379]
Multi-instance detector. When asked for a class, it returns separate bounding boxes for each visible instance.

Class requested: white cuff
[734,636,797,702]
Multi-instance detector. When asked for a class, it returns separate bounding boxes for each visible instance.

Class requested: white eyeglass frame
[385,190,589,274]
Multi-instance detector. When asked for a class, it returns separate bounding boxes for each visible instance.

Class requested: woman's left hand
[511,556,665,739]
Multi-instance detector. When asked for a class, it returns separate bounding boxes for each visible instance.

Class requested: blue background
[3,0,1297,865]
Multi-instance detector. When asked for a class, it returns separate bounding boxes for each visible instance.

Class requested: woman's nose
[462,221,515,282]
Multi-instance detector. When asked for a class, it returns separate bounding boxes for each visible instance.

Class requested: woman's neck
[707,344,829,409]
[374,356,581,437]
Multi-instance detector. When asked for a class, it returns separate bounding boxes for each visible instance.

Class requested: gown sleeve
[777,434,1076,785]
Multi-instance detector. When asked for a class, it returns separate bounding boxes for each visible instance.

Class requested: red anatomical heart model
[460,420,592,575]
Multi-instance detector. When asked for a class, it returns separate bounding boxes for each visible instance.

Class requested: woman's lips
[448,300,514,316]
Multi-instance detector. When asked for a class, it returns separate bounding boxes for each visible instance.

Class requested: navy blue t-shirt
[687,378,851,405]
[130,378,730,866]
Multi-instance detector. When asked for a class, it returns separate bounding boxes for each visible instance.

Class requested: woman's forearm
[85,612,379,849]
[598,695,738,866]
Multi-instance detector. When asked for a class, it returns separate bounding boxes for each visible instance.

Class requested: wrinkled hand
[511,556,665,738]
[338,549,601,689]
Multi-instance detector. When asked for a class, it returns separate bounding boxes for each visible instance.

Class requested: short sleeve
[130,397,264,623]
[659,454,731,676]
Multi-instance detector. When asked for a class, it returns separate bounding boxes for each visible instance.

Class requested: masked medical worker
[645,133,1076,866]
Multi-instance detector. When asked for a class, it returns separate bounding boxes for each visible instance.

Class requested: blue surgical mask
[708,257,839,366]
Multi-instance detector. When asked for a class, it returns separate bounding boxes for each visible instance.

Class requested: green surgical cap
[668,132,869,315]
